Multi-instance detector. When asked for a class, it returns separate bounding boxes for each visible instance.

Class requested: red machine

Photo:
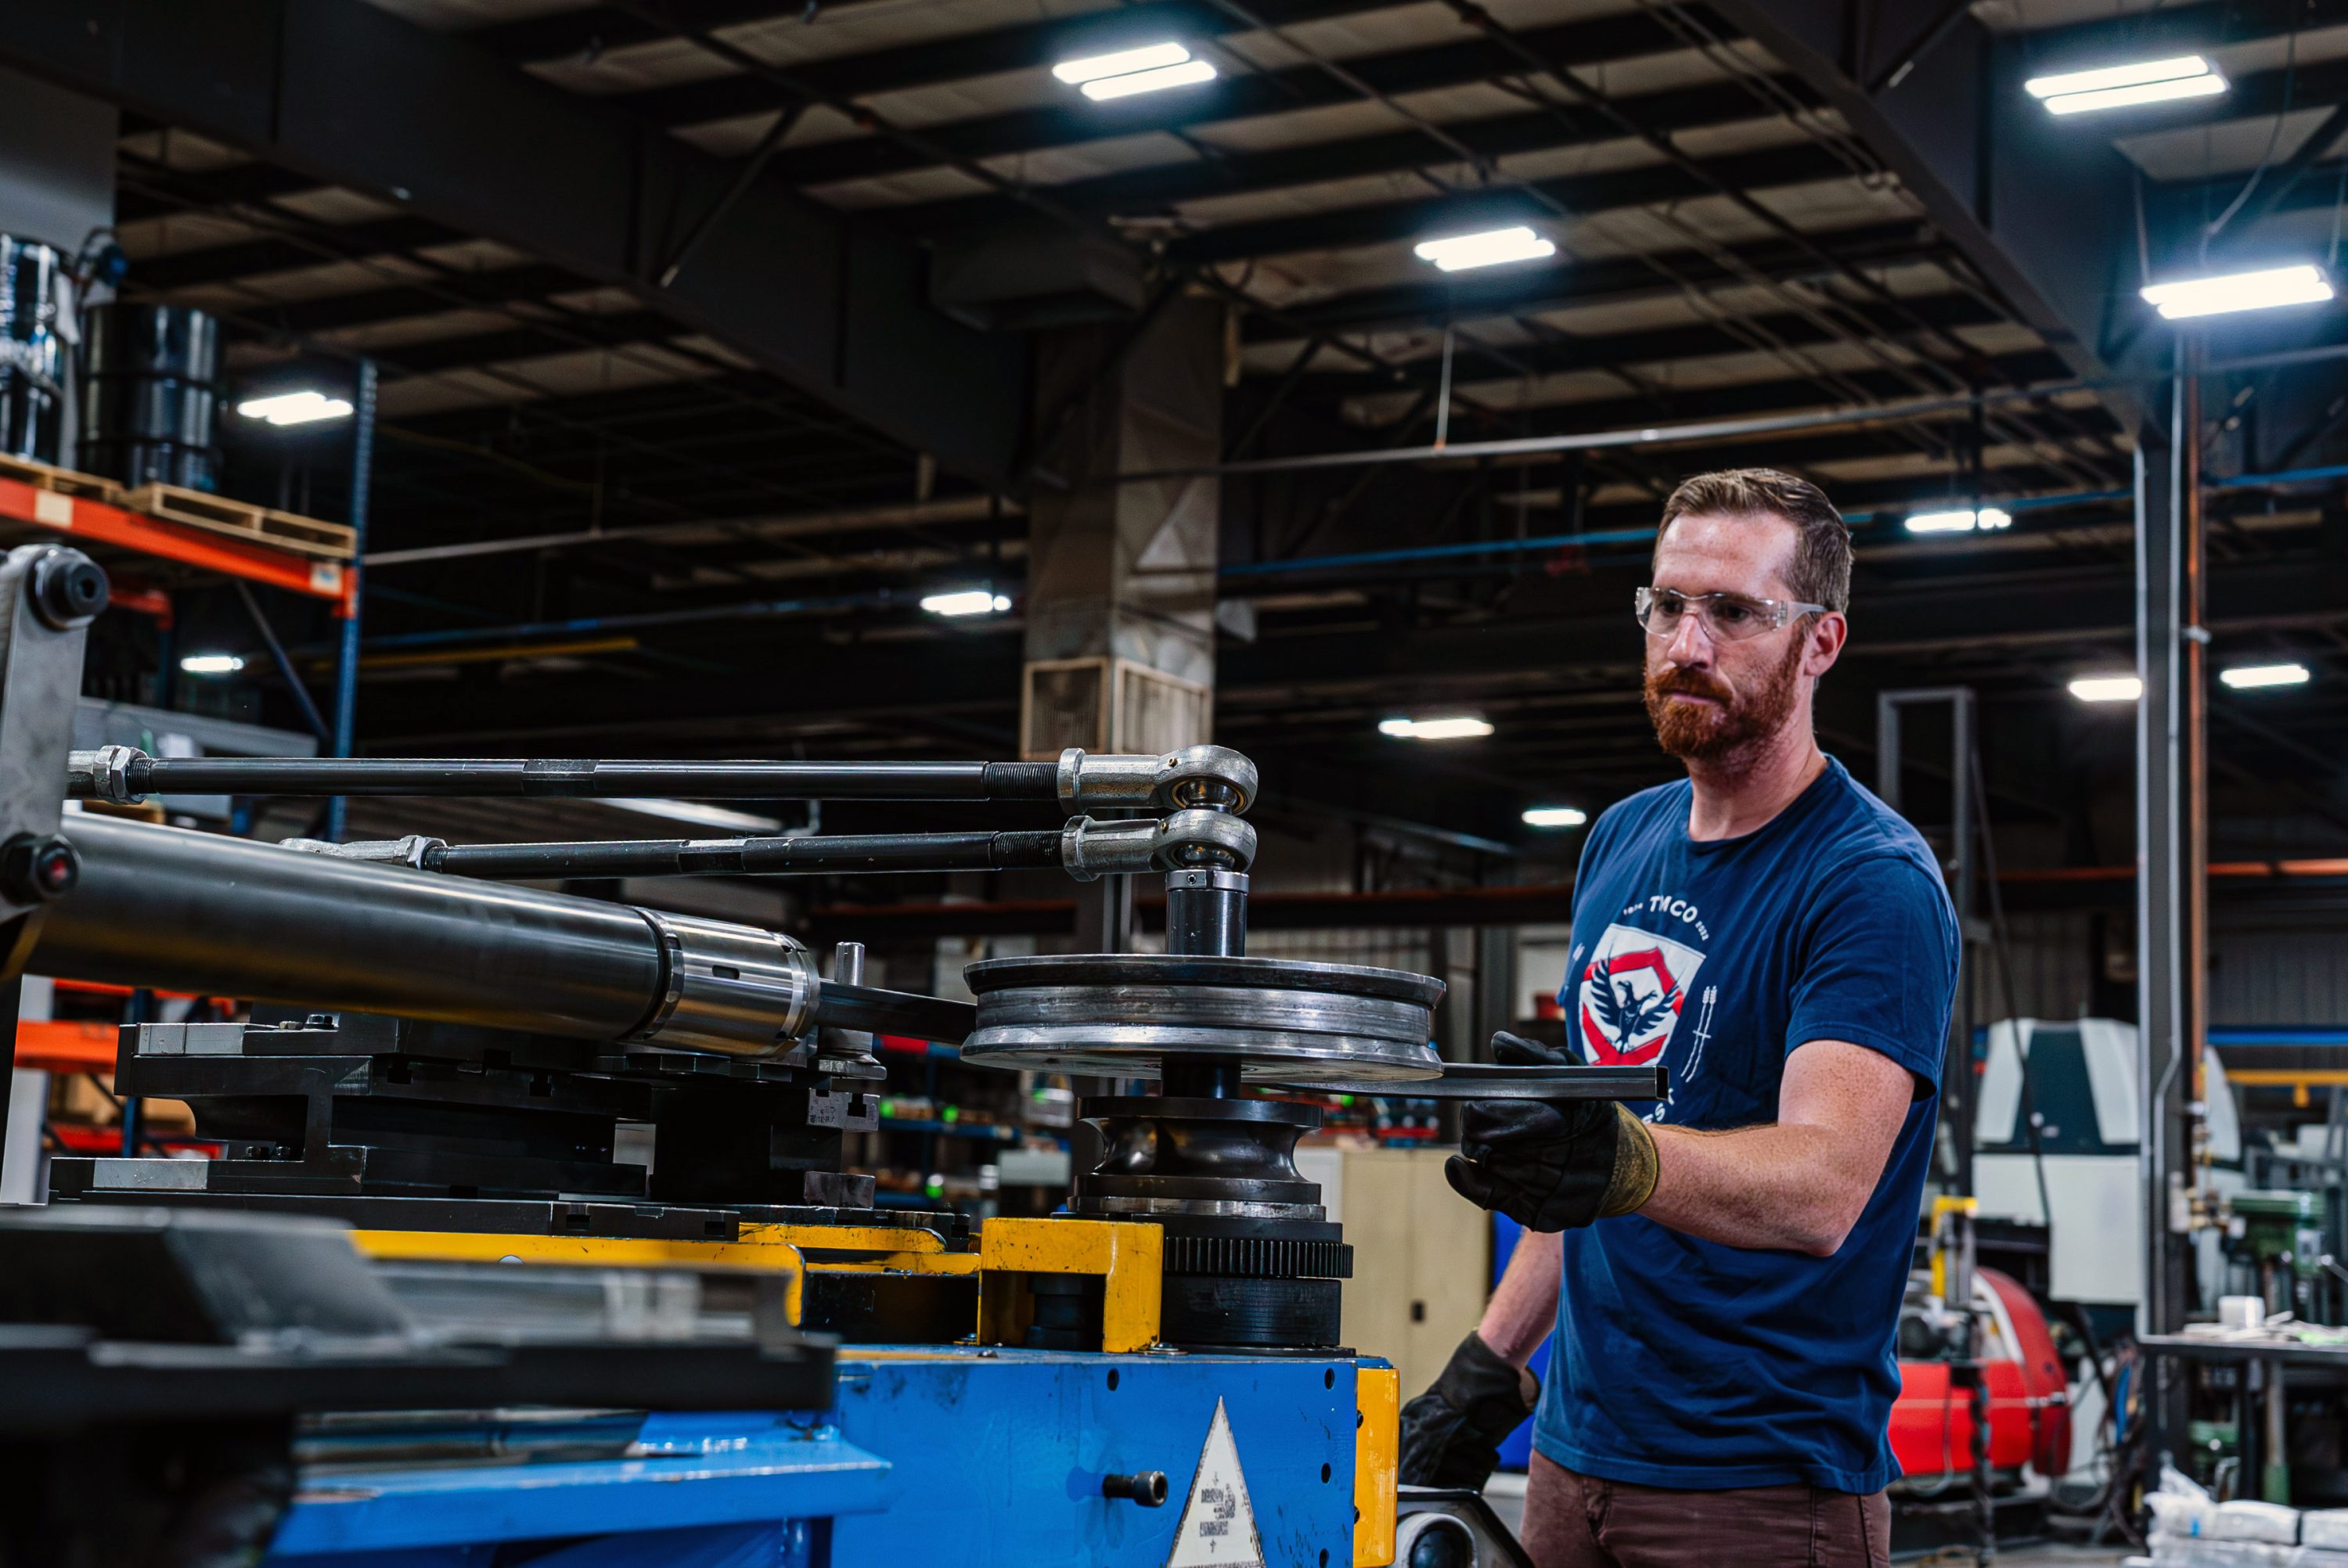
[1890,1266,2073,1483]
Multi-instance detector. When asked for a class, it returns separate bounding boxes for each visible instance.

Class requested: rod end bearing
[1055,746,1258,815]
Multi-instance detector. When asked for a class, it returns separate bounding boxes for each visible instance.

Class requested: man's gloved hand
[1397,1331,1539,1489]
[1442,1030,1661,1232]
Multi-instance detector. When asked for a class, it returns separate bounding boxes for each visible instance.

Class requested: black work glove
[1443,1030,1660,1232]
[1398,1331,1539,1489]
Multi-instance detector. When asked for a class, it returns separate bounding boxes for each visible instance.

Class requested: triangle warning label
[1166,1397,1265,1567]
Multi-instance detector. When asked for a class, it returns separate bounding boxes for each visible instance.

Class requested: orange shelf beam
[16,1018,118,1074]
[0,476,353,610]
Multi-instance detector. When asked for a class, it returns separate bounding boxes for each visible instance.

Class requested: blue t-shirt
[1533,757,1957,1494]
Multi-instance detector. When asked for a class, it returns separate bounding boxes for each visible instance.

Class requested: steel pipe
[27,815,977,1050]
[421,829,1068,880]
[34,815,661,1039]
[69,752,1059,803]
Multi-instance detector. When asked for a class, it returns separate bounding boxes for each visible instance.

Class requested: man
[1399,469,1958,1567]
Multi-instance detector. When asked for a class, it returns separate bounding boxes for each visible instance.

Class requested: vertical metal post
[2138,339,2203,1453]
[0,975,18,1200]
[325,358,377,843]
[1877,688,1979,1197]
[1161,869,1248,1099]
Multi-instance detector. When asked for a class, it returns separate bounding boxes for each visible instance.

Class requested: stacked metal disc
[965,953,1447,1350]
[960,955,1446,1084]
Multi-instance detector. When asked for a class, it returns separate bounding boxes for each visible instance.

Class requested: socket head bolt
[1100,1472,1169,1507]
[29,549,108,629]
[1,834,79,902]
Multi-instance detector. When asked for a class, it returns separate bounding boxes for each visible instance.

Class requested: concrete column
[1020,296,1222,757]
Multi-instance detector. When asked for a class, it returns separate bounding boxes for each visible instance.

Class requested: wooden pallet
[0,451,123,505]
[125,482,356,561]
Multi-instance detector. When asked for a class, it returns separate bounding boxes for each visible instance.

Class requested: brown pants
[1520,1451,1890,1568]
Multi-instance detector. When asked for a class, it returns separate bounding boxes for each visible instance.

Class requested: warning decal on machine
[1165,1397,1266,1567]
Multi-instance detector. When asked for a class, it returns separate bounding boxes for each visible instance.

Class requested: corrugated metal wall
[2209,926,2348,1026]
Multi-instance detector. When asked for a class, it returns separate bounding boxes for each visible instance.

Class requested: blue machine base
[268,1347,1367,1567]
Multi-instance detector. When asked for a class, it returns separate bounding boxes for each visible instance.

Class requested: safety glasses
[1633,586,1828,642]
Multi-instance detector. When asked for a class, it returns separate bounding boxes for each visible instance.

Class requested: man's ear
[1804,611,1849,678]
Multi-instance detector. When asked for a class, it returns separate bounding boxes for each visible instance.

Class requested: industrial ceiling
[15,0,2346,864]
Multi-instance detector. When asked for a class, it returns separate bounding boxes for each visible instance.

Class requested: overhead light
[1904,506,2012,535]
[603,797,784,835]
[178,653,244,675]
[1079,58,1216,100]
[1053,41,1193,84]
[1522,806,1588,829]
[921,589,1013,618]
[2221,662,2310,690]
[1379,715,1493,741]
[1054,41,1217,100]
[1413,226,1558,273]
[2141,264,2335,320]
[2026,56,2226,115]
[236,390,355,426]
[2069,674,2142,703]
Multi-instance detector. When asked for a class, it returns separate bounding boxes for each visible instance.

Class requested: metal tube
[74,755,1061,802]
[34,814,664,1040]
[428,829,1066,880]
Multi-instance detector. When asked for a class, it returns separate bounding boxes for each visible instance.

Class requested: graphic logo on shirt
[1577,922,1708,1066]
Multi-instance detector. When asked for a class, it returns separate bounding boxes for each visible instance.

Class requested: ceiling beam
[754,9,1716,190]
[891,74,1817,233]
[244,262,592,335]
[1704,0,2153,415]
[477,0,1388,76]
[5,0,1031,484]
[2018,0,2348,71]
[126,214,455,290]
[1240,219,1946,343]
[1166,141,1856,264]
[1286,288,2012,393]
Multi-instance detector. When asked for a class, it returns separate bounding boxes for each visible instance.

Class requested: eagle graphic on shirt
[1576,922,1708,1066]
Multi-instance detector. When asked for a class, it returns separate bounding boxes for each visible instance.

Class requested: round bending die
[961,953,1444,1083]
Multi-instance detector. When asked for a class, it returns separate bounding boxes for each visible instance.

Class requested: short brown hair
[1655,468,1851,613]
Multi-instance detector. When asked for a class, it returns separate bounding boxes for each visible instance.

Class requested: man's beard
[1643,636,1806,764]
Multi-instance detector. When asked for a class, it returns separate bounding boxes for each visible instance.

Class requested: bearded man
[1399,469,1959,1568]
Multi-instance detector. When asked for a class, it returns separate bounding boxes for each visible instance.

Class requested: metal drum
[960,953,1446,1084]
[77,301,222,489]
[0,237,62,462]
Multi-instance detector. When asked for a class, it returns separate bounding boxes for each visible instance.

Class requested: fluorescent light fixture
[1053,41,1193,85]
[178,653,244,675]
[1522,806,1588,829]
[236,390,355,426]
[1079,58,1216,100]
[2041,73,2226,113]
[2069,674,2143,703]
[920,589,1013,618]
[1904,506,2013,535]
[2141,264,2335,320]
[2026,56,2213,99]
[2026,56,2226,115]
[1379,715,1494,741]
[603,797,785,835]
[2220,662,2310,689]
[1413,225,1558,273]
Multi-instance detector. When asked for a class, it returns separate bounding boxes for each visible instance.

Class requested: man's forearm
[1477,1228,1560,1365]
[1642,1121,1869,1255]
